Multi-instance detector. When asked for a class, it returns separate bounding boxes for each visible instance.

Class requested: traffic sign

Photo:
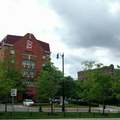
[11,89,17,96]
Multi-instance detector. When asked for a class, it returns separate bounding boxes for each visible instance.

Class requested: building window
[22,59,35,78]
[11,59,15,63]
[22,59,35,69]
[10,50,15,55]
[22,69,35,78]
[23,79,34,85]
[42,56,46,59]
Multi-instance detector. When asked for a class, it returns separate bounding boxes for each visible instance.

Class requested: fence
[0,103,120,113]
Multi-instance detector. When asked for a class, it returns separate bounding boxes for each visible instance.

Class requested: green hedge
[1,112,120,119]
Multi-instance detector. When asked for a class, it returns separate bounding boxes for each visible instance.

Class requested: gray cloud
[50,0,120,50]
[49,0,120,78]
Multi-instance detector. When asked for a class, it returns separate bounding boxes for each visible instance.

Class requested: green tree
[0,60,25,111]
[79,76,96,112]
[36,60,63,100]
[78,60,96,112]
[112,65,120,106]
[56,76,76,99]
[77,62,115,114]
[36,58,63,112]
[94,66,113,114]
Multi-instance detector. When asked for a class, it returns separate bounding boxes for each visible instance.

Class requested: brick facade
[0,33,50,100]
[78,64,114,81]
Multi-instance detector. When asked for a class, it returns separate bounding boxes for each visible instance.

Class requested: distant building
[78,64,114,81]
[0,33,50,100]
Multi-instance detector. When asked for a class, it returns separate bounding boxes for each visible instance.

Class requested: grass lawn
[1,112,120,119]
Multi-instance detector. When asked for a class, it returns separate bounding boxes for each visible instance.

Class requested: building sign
[11,89,17,96]
[26,40,33,51]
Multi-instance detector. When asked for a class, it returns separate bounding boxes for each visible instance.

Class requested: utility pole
[57,53,65,112]
[61,53,65,112]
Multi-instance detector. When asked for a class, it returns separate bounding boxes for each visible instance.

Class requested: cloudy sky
[0,0,120,78]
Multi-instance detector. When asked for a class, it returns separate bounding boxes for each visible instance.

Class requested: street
[0,104,120,113]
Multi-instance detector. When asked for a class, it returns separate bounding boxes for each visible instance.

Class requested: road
[0,104,120,113]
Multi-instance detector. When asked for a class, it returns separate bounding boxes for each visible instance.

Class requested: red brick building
[0,33,50,100]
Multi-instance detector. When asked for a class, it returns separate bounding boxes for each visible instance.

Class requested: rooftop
[0,33,50,52]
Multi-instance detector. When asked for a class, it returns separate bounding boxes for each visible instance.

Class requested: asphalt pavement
[0,104,120,113]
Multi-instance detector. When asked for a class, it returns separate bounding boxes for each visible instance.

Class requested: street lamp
[57,53,65,112]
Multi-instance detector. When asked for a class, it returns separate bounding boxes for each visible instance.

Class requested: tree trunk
[39,105,42,112]
[88,102,91,112]
[5,103,7,112]
[4,95,8,112]
[50,101,53,113]
[102,100,105,114]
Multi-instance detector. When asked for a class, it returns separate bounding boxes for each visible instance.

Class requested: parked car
[53,99,60,104]
[23,99,34,106]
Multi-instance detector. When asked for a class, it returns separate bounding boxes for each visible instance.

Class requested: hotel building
[0,33,50,100]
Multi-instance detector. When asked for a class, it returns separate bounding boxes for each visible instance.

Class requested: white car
[23,99,34,106]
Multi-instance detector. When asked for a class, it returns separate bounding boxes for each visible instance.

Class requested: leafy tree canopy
[36,58,64,100]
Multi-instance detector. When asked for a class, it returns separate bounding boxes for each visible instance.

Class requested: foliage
[56,76,76,98]
[79,61,96,100]
[0,60,25,102]
[81,60,95,70]
[94,70,113,103]
[112,66,120,103]
[77,61,116,113]
[36,58,64,100]
[77,60,96,112]
[84,63,113,113]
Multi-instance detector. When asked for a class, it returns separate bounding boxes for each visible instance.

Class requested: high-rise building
[0,33,50,100]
